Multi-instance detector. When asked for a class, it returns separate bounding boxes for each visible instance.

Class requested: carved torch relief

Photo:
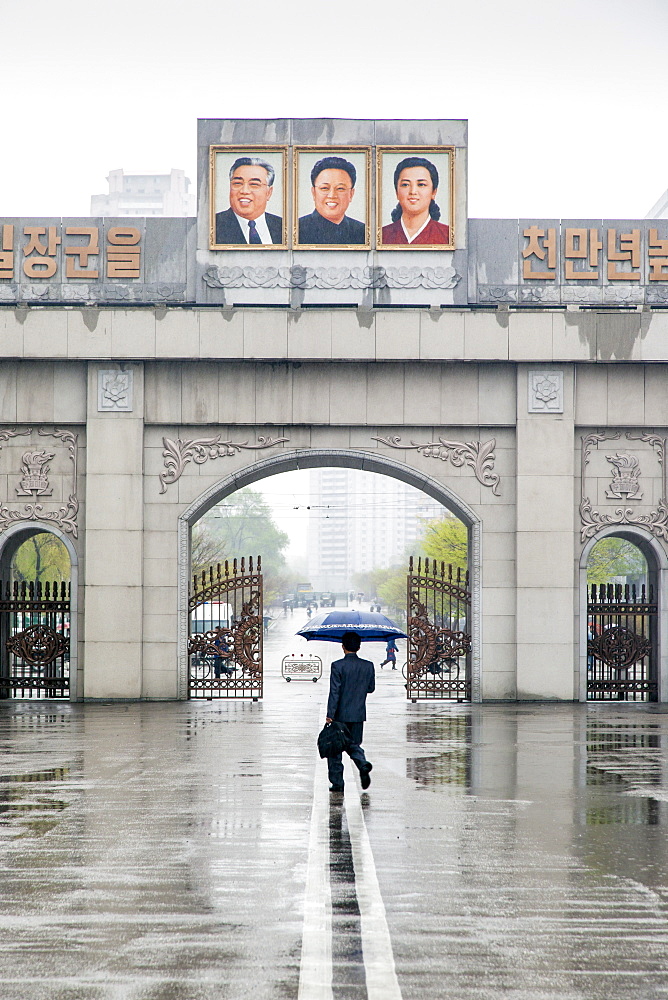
[0,428,79,536]
[580,432,668,542]
[605,452,642,500]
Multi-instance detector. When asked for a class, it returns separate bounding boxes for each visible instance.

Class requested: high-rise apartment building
[90,168,195,217]
[307,468,445,593]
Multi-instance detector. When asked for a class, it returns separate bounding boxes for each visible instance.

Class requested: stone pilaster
[83,362,144,698]
[515,364,576,699]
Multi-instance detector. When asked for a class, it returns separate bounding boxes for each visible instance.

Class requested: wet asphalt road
[1,609,668,999]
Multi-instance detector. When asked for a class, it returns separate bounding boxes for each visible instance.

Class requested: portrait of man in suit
[212,153,285,247]
[295,150,369,248]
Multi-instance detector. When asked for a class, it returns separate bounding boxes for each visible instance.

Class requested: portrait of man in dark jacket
[298,155,366,246]
[325,630,375,792]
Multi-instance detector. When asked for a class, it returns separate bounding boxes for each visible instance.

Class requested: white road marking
[345,765,403,1000]
[298,762,333,1000]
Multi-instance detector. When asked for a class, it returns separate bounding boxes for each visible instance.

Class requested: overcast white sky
[2,0,666,219]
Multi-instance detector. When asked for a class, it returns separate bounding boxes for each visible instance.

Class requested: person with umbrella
[324,630,375,793]
[297,610,406,793]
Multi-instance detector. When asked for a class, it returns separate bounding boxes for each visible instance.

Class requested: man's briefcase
[317,721,351,758]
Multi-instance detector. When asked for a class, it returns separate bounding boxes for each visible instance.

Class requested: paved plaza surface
[1,610,668,999]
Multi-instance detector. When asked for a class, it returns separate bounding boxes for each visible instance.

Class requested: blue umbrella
[296,609,407,643]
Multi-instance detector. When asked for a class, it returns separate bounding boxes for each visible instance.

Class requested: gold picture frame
[293,147,371,250]
[376,146,455,250]
[209,145,288,250]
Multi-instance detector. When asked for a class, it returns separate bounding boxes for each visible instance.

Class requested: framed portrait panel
[377,147,455,250]
[293,147,371,250]
[209,145,288,250]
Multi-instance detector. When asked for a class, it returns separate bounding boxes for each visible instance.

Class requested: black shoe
[359,763,372,790]
[329,784,344,793]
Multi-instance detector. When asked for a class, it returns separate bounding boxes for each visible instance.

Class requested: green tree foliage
[192,488,290,604]
[349,514,470,622]
[419,515,468,572]
[377,566,408,623]
[11,533,70,584]
[586,537,647,585]
[350,568,391,602]
[350,566,407,621]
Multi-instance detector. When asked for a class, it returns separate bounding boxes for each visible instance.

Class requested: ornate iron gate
[188,557,263,700]
[587,583,657,701]
[406,557,471,701]
[0,580,70,699]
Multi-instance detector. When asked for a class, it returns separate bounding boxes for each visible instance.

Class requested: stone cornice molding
[202,264,461,291]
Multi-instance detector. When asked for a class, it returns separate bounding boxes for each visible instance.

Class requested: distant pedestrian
[325,631,375,792]
[380,638,398,669]
[213,634,231,678]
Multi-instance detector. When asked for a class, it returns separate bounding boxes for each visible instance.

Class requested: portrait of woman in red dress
[381,156,451,247]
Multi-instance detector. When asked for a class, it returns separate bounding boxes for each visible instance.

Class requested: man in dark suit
[298,155,366,245]
[215,156,283,245]
[325,630,375,792]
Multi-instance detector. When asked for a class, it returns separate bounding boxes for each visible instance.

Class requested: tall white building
[307,468,445,593]
[90,168,195,217]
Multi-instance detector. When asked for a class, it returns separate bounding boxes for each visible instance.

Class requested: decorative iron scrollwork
[588,626,652,671]
[406,558,472,701]
[188,557,263,698]
[436,630,472,660]
[6,624,69,666]
[187,613,261,676]
[232,594,262,674]
[407,599,471,675]
[407,599,439,672]
[188,626,234,660]
[408,592,471,663]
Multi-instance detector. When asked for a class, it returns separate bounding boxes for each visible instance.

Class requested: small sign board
[282,654,322,682]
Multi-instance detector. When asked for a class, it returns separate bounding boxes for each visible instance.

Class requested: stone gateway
[0,117,666,702]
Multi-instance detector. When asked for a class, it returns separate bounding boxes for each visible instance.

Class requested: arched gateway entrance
[177,450,482,702]
[579,527,668,702]
[0,523,78,701]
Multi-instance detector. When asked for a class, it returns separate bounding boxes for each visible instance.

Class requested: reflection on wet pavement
[0,611,666,998]
[328,800,366,998]
[406,714,472,787]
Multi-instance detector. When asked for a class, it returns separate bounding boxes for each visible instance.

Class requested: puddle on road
[585,717,667,824]
[0,765,70,838]
[407,752,470,787]
[406,712,472,787]
[0,766,69,784]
